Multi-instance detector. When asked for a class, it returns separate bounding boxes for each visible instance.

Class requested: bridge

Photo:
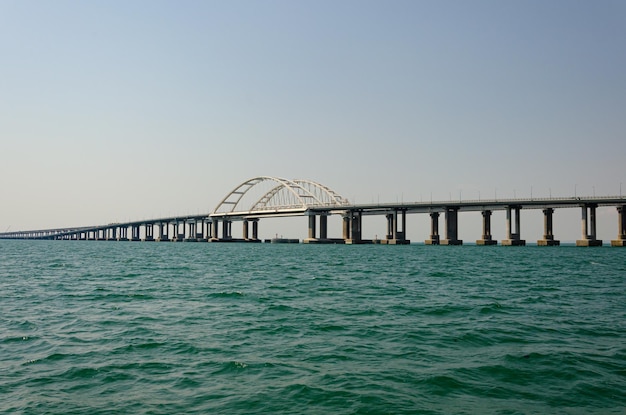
[1,176,625,247]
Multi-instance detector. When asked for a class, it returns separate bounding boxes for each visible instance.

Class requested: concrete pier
[130,225,141,241]
[320,214,327,239]
[171,222,182,242]
[425,212,440,245]
[577,204,602,246]
[218,218,233,241]
[210,219,219,240]
[143,224,155,242]
[476,210,497,245]
[156,222,169,242]
[241,219,260,242]
[502,206,525,246]
[611,205,626,247]
[307,215,316,240]
[441,207,462,245]
[384,209,410,244]
[184,221,198,242]
[538,208,560,246]
[117,226,129,241]
[344,210,364,244]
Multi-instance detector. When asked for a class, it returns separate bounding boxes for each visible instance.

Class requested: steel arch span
[213,176,350,214]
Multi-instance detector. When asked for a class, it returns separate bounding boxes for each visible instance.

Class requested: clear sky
[1,0,625,242]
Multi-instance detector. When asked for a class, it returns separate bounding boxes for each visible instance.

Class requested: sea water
[1,240,625,414]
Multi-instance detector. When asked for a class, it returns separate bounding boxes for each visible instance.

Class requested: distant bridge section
[1,177,625,247]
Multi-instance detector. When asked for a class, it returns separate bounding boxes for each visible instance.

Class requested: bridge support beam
[502,206,525,246]
[143,224,155,241]
[384,209,409,244]
[308,215,316,240]
[117,226,128,241]
[538,208,560,246]
[209,220,217,241]
[185,221,198,242]
[425,212,440,245]
[171,222,182,242]
[577,204,602,246]
[251,219,259,240]
[157,222,169,242]
[239,219,260,242]
[198,220,208,242]
[441,207,462,245]
[320,214,327,240]
[344,211,363,244]
[204,221,212,241]
[305,213,333,243]
[130,225,141,241]
[476,210,497,245]
[212,219,232,241]
[611,205,626,246]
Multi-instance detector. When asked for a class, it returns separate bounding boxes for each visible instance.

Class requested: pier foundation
[384,209,410,245]
[143,224,155,242]
[611,206,626,247]
[476,210,497,245]
[537,208,560,246]
[576,204,603,246]
[304,213,333,244]
[502,206,525,246]
[441,207,462,245]
[156,222,169,242]
[425,212,440,245]
[184,221,198,242]
[344,211,364,244]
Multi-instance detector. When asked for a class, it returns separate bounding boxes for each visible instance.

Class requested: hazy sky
[1,0,625,241]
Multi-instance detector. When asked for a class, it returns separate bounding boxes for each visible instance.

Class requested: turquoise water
[1,240,625,414]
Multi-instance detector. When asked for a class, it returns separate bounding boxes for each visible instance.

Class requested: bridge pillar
[198,220,208,241]
[156,222,169,242]
[251,219,259,240]
[304,213,328,243]
[577,204,602,246]
[384,209,409,244]
[143,224,155,241]
[221,219,232,240]
[441,207,462,245]
[342,215,350,240]
[131,225,141,241]
[209,219,218,240]
[502,206,525,246]
[477,210,497,245]
[538,208,560,246]
[345,211,363,244]
[185,221,198,242]
[117,226,129,241]
[611,206,626,246]
[171,222,181,242]
[425,212,440,245]
[243,220,249,240]
[308,214,317,239]
[319,214,328,240]
[385,214,394,240]
[206,219,213,241]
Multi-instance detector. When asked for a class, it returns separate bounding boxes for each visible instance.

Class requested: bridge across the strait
[2,176,625,247]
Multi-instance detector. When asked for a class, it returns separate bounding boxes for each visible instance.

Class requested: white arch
[213,176,349,214]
